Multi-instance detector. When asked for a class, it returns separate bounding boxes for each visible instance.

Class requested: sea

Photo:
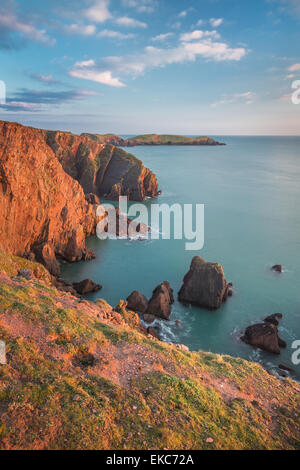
[61,136,300,378]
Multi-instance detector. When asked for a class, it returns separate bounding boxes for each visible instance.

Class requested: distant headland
[81,133,225,146]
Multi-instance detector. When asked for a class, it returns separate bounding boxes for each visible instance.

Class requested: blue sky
[0,0,299,134]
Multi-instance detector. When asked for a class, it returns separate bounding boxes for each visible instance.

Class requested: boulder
[241,323,282,355]
[146,281,174,320]
[72,279,102,295]
[178,256,229,309]
[272,265,282,273]
[264,313,283,326]
[279,363,295,374]
[143,313,155,324]
[127,291,148,313]
[147,326,160,340]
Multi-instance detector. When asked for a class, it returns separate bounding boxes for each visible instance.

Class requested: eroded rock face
[178,256,229,310]
[45,131,159,201]
[0,121,96,276]
[146,281,174,320]
[126,291,148,313]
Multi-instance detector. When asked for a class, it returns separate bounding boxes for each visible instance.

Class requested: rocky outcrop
[72,279,102,295]
[82,133,225,147]
[271,265,282,273]
[0,121,96,276]
[146,281,174,320]
[178,256,229,309]
[241,315,286,355]
[127,291,148,313]
[45,130,159,201]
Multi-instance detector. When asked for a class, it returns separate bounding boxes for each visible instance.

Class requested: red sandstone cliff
[0,121,96,276]
[0,121,159,275]
[45,130,159,201]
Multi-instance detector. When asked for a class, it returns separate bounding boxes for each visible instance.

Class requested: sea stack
[178,256,230,309]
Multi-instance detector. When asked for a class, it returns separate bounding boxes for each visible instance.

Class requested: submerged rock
[178,256,229,309]
[73,279,102,295]
[264,313,283,326]
[146,281,174,320]
[272,265,282,273]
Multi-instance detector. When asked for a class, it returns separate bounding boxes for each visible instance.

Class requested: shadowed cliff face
[45,131,159,201]
[0,121,97,276]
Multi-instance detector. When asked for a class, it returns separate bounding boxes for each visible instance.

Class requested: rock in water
[73,279,102,295]
[147,326,160,340]
[264,313,283,326]
[271,265,282,273]
[241,323,282,355]
[178,256,229,309]
[146,281,174,320]
[126,291,148,313]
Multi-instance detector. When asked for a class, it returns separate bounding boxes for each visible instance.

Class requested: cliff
[0,121,96,276]
[45,131,159,201]
[0,251,299,450]
[0,121,159,275]
[81,132,225,146]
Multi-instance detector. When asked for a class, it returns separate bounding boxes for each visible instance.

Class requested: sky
[0,0,299,135]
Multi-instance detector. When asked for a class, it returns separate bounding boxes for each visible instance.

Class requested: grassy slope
[0,252,299,450]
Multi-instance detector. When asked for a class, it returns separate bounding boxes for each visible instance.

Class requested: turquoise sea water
[61,137,300,377]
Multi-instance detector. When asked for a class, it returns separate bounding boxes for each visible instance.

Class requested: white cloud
[65,24,96,36]
[211,91,256,107]
[0,12,55,45]
[178,10,188,18]
[180,30,220,42]
[196,19,204,26]
[209,18,223,27]
[97,29,135,39]
[121,0,156,13]
[288,63,300,72]
[69,35,247,87]
[70,60,125,87]
[84,0,111,23]
[116,16,147,28]
[151,32,174,42]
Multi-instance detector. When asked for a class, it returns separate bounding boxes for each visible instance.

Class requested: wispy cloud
[70,60,125,87]
[151,32,174,42]
[69,32,247,87]
[211,91,256,107]
[180,30,220,42]
[121,0,156,13]
[0,87,98,112]
[115,16,147,28]
[209,18,224,27]
[178,7,195,18]
[0,1,55,48]
[97,29,135,39]
[30,74,60,85]
[84,0,111,23]
[65,23,97,36]
[288,63,300,72]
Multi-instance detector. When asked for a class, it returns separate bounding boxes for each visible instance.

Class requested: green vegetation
[0,253,299,450]
[128,134,218,145]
